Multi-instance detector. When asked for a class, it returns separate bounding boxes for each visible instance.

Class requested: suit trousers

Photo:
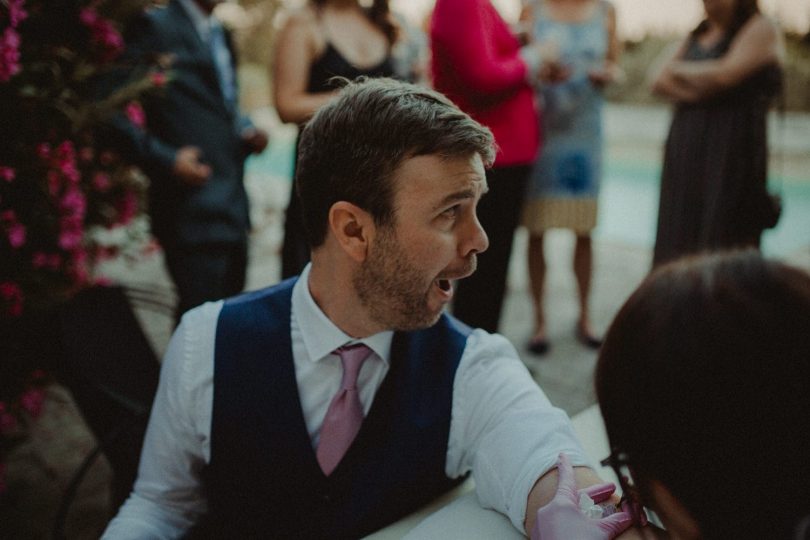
[164,241,248,322]
[452,164,530,333]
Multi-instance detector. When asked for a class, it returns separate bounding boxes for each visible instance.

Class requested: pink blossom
[0,27,22,82]
[95,245,118,260]
[70,250,89,285]
[80,9,124,62]
[125,101,146,129]
[0,409,17,435]
[31,251,62,270]
[32,252,63,270]
[78,7,98,26]
[57,226,83,250]
[8,0,29,27]
[36,143,51,160]
[92,171,111,192]
[0,166,15,182]
[56,140,76,161]
[0,281,24,317]
[94,275,112,286]
[99,151,115,165]
[0,401,17,434]
[60,188,87,217]
[7,221,26,248]
[47,169,61,195]
[144,239,161,255]
[79,146,94,162]
[116,190,139,224]
[55,141,80,184]
[20,388,45,419]
[32,251,49,268]
[150,71,167,87]
[0,209,23,247]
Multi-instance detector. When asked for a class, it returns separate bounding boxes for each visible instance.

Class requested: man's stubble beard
[353,228,444,332]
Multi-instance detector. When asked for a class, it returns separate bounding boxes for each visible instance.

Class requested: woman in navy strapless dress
[273,0,397,279]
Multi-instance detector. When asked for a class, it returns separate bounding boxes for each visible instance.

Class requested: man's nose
[461,215,489,257]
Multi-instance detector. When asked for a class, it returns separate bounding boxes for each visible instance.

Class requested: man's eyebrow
[434,182,489,210]
[434,189,475,210]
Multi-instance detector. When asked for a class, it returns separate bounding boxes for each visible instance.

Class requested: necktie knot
[334,344,372,390]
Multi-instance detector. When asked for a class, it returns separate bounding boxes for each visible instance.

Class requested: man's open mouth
[435,278,451,292]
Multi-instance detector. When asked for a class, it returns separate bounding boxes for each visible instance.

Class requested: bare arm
[272,10,338,125]
[648,38,701,103]
[589,1,623,87]
[651,15,781,103]
[668,15,781,98]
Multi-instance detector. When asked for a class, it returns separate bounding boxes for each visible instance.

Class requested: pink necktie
[316,344,372,476]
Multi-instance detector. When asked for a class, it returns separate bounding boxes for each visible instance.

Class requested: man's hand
[241,127,269,155]
[530,454,633,540]
[173,146,211,186]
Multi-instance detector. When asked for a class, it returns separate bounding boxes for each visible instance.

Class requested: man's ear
[328,201,373,263]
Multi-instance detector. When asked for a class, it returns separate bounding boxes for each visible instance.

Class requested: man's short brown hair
[296,77,496,248]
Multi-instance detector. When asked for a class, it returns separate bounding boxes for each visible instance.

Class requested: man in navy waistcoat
[104,78,625,538]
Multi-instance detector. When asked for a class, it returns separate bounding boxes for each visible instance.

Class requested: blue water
[597,159,810,258]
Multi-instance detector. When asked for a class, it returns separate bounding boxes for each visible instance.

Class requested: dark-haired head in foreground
[597,249,810,539]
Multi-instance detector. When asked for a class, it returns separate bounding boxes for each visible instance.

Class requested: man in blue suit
[107,0,268,319]
[103,79,630,539]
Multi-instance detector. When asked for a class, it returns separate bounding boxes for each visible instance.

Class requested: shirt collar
[292,263,393,366]
[177,0,216,41]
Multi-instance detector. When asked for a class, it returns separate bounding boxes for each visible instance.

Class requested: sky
[391,0,810,40]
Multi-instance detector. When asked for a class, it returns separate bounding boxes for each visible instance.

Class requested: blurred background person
[430,0,559,334]
[520,0,621,355]
[104,0,269,321]
[273,0,398,279]
[649,0,783,267]
[596,249,810,539]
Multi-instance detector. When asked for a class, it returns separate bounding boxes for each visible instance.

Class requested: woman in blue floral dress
[521,0,620,354]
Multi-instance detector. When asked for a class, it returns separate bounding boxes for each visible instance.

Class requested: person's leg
[573,233,600,347]
[164,242,247,323]
[527,232,548,353]
[453,165,530,333]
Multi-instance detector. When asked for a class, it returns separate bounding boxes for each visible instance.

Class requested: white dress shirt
[103,264,590,538]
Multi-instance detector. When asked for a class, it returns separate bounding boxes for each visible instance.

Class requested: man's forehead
[395,153,486,187]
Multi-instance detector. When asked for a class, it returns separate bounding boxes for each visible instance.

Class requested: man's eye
[440,205,460,219]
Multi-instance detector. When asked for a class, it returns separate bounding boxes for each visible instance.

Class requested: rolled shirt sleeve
[446,329,591,533]
[101,301,221,539]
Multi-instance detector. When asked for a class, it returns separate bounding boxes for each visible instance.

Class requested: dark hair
[595,250,810,540]
[296,77,495,248]
[693,0,760,39]
[311,0,398,44]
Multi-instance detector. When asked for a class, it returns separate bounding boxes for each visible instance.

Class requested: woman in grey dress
[650,0,783,267]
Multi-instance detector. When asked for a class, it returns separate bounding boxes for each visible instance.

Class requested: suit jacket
[107,0,253,247]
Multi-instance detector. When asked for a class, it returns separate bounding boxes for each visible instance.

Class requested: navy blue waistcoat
[195,278,470,539]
